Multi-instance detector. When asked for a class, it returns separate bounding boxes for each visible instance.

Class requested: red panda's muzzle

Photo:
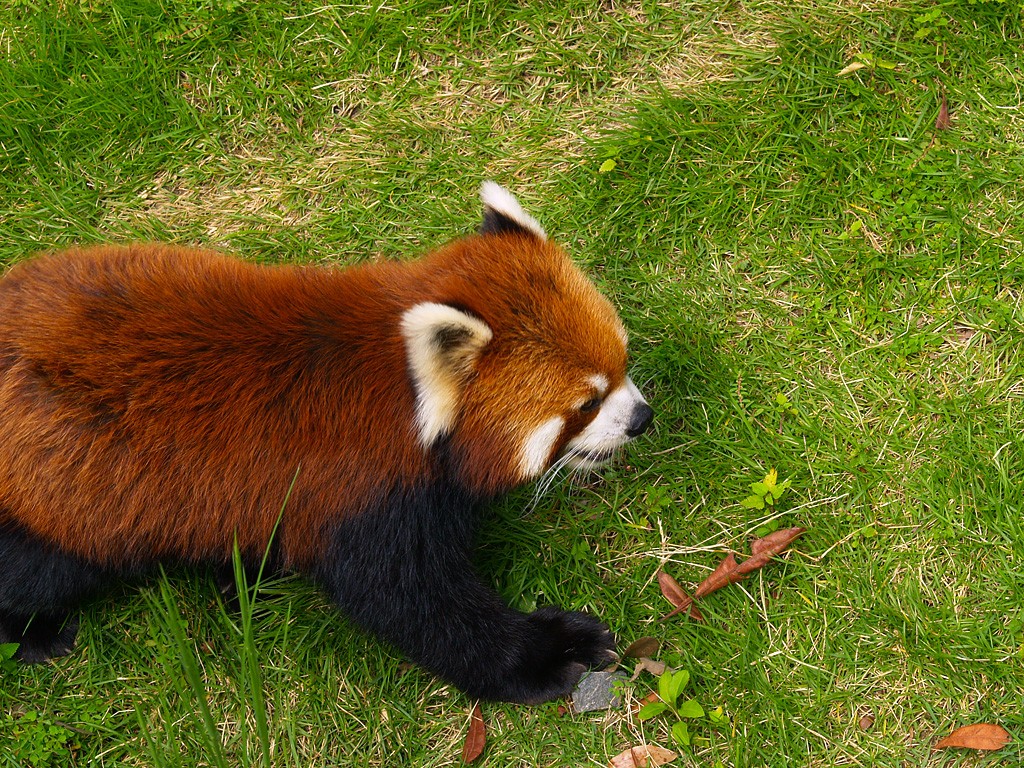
[559,377,653,471]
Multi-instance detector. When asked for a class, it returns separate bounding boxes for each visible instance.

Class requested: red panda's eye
[579,397,602,413]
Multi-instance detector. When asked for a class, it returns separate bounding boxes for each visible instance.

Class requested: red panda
[0,183,653,704]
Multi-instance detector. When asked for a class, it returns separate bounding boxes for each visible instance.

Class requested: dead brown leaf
[630,658,667,681]
[608,744,677,768]
[657,571,703,621]
[461,704,486,763]
[936,93,951,131]
[933,723,1010,751]
[657,570,690,608]
[633,692,661,713]
[749,526,806,557]
[738,527,806,575]
[660,527,805,622]
[622,636,661,659]
[693,553,744,598]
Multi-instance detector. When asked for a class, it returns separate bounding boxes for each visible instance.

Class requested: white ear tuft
[479,181,547,240]
[401,302,492,448]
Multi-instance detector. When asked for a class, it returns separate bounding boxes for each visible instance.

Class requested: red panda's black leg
[213,558,280,611]
[316,483,617,703]
[0,523,107,662]
[0,611,80,663]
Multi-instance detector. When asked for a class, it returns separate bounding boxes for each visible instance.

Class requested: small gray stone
[571,670,628,712]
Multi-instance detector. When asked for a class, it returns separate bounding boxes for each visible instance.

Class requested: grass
[1,0,1023,765]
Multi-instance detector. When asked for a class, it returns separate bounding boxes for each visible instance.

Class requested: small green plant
[912,6,950,41]
[643,485,673,516]
[638,669,726,747]
[0,642,18,673]
[772,392,799,419]
[2,710,75,768]
[739,469,791,511]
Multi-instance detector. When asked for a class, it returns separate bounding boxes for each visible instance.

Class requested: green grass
[2,0,1023,765]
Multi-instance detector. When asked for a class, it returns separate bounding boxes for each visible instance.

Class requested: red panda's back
[0,244,423,568]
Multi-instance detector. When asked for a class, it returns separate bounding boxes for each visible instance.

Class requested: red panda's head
[400,183,653,496]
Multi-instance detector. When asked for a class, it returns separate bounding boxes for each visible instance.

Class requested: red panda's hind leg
[0,611,79,663]
[0,522,109,662]
[213,557,283,612]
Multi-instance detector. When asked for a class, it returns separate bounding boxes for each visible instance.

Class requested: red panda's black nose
[627,403,654,438]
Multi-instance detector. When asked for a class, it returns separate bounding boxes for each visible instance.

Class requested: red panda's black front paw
[510,607,617,703]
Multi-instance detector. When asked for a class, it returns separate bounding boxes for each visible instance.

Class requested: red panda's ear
[479,181,547,240]
[401,302,493,447]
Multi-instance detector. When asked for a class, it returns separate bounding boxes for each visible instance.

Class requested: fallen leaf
[461,704,486,763]
[657,571,704,621]
[633,692,660,713]
[933,723,1010,751]
[936,93,951,131]
[608,744,677,768]
[837,61,867,77]
[657,571,690,609]
[661,528,805,622]
[622,637,661,659]
[749,526,806,557]
[630,658,667,681]
[738,527,806,574]
[693,553,745,598]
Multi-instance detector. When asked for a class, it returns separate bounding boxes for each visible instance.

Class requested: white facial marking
[588,373,610,395]
[479,181,548,240]
[564,376,648,469]
[401,302,492,448]
[574,373,611,409]
[520,415,565,479]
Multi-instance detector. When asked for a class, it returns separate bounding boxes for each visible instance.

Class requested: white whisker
[523,441,630,516]
[525,447,580,515]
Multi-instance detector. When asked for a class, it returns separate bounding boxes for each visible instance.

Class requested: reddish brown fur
[0,234,624,569]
